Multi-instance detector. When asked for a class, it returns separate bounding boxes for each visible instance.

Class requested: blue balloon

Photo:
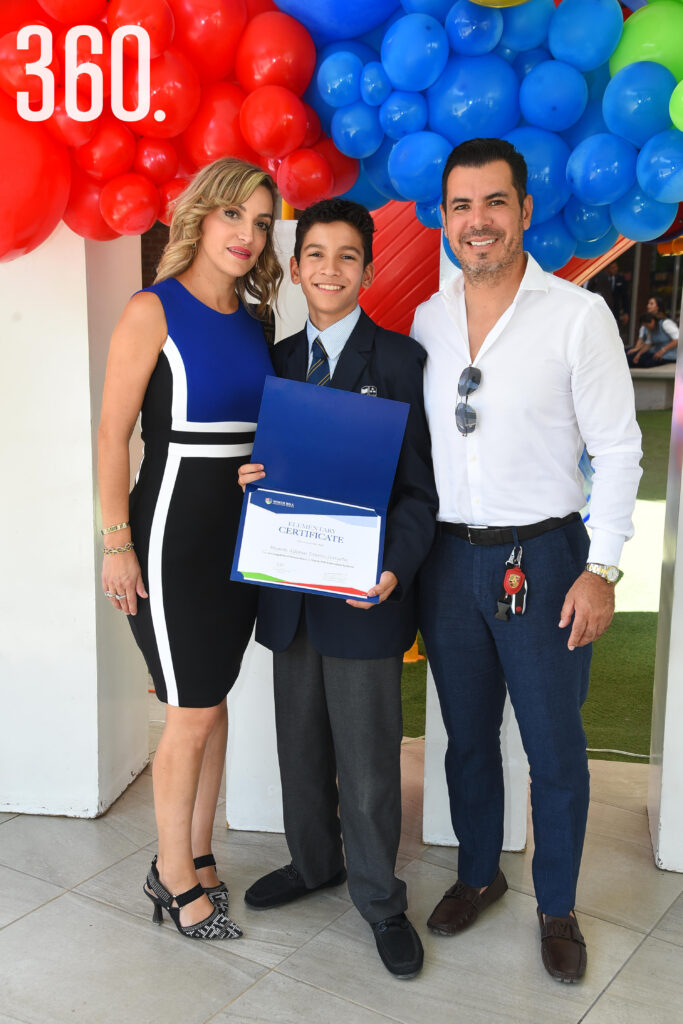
[524,214,577,272]
[379,90,428,140]
[492,43,517,64]
[442,232,461,268]
[428,55,520,147]
[603,63,677,150]
[361,62,393,107]
[306,42,379,134]
[574,224,619,259]
[338,168,392,211]
[637,130,683,205]
[548,0,623,72]
[566,133,637,205]
[562,195,612,242]
[317,52,363,109]
[520,60,588,132]
[358,11,403,53]
[513,47,550,80]
[363,138,405,200]
[274,0,401,45]
[561,99,607,150]
[505,126,571,224]
[584,63,611,102]
[381,14,450,92]
[388,130,452,201]
[331,102,385,159]
[416,197,443,229]
[610,184,678,242]
[500,0,555,52]
[401,0,453,18]
[445,1,503,57]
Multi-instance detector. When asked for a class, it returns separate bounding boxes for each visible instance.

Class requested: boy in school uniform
[238,199,436,979]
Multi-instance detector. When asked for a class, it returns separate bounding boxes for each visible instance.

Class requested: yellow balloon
[469,0,531,7]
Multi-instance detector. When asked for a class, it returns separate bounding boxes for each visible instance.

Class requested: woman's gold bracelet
[103,542,135,555]
[101,521,130,535]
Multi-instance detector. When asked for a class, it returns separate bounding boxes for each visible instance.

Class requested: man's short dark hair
[293,198,375,267]
[640,313,657,326]
[441,138,528,210]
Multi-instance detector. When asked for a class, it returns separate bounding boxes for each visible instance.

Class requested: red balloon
[277,148,334,209]
[313,137,359,196]
[159,174,190,225]
[122,47,201,139]
[0,29,61,104]
[100,172,160,235]
[302,103,321,147]
[107,0,175,59]
[63,159,118,240]
[45,86,99,147]
[73,111,136,182]
[235,12,316,97]
[245,0,277,15]
[37,0,107,24]
[168,0,246,84]
[134,137,179,185]
[0,1,59,36]
[0,91,70,261]
[182,81,257,168]
[54,26,112,100]
[239,85,307,159]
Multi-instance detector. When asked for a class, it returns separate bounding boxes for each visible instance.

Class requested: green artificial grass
[401,409,673,761]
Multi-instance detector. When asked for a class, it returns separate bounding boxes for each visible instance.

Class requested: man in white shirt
[411,138,642,984]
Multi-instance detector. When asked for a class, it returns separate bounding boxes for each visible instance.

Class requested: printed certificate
[231,377,409,601]
[235,490,382,600]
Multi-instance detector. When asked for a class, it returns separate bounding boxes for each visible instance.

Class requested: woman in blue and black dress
[98,159,282,939]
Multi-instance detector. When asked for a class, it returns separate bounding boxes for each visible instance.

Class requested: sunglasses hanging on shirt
[455,365,482,436]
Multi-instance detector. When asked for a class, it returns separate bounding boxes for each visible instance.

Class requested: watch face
[606,566,620,582]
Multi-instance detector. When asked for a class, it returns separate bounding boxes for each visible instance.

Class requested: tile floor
[0,704,681,1024]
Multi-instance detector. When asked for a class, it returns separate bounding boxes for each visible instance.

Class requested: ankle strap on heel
[193,854,216,870]
[174,883,205,908]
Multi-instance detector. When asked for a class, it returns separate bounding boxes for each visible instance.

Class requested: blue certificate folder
[230,376,409,600]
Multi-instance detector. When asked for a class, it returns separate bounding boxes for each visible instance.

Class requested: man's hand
[653,349,664,361]
[238,462,265,491]
[559,571,615,650]
[346,571,398,610]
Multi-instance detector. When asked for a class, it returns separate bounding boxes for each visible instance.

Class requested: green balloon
[610,2,683,82]
[671,81,683,131]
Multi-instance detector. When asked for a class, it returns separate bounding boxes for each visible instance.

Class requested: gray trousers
[272,619,407,924]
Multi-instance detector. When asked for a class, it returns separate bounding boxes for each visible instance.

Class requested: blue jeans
[419,518,592,917]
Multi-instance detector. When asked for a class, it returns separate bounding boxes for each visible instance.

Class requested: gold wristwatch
[585,562,623,584]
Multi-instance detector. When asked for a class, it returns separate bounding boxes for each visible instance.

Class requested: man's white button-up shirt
[411,254,642,566]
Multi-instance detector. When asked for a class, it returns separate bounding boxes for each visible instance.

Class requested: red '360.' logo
[16,25,153,123]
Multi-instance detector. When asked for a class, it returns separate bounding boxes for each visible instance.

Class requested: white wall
[0,224,148,816]
[648,353,683,870]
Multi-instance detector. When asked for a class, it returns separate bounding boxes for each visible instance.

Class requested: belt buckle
[467,525,486,545]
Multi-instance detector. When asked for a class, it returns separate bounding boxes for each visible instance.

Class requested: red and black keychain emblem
[495,544,528,620]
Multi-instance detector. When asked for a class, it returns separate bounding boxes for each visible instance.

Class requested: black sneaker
[371,913,424,979]
[244,863,347,909]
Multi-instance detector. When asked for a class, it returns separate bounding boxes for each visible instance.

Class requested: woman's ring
[115,593,126,600]
[104,590,114,598]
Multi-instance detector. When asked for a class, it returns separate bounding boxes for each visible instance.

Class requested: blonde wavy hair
[154,158,283,318]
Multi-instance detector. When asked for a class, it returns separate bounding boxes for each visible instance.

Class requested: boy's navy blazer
[255,309,437,659]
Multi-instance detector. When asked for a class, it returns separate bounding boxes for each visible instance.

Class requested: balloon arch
[1,0,683,272]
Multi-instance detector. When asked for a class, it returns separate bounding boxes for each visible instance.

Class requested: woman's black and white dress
[128,278,273,707]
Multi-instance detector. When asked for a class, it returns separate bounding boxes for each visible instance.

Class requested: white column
[648,351,683,870]
[0,224,148,817]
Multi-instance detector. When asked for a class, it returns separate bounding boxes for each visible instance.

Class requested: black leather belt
[440,512,581,546]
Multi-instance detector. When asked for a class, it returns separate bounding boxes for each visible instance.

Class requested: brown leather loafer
[538,907,587,983]
[427,868,508,935]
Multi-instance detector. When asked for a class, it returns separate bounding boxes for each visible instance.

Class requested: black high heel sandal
[144,856,242,939]
[194,853,230,909]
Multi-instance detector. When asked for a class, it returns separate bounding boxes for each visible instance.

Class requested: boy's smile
[290,221,374,331]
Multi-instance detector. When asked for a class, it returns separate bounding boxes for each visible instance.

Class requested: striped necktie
[306,336,330,386]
